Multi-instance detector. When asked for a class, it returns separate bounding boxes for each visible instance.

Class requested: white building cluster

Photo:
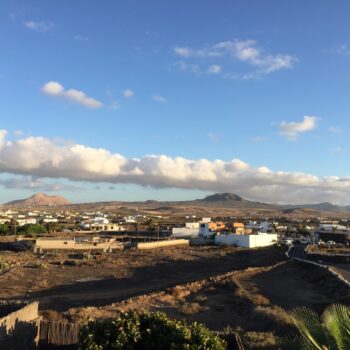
[172,218,277,248]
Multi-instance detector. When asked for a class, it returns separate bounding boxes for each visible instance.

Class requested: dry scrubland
[58,260,350,349]
[0,245,349,349]
[0,246,284,310]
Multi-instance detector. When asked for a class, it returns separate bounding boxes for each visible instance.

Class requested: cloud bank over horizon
[0,129,349,205]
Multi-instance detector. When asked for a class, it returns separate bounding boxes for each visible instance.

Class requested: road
[326,263,350,283]
[288,244,350,284]
[288,244,307,260]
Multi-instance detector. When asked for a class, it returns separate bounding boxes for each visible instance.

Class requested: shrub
[18,224,47,235]
[0,224,9,235]
[79,311,227,350]
[241,331,279,349]
[178,302,207,315]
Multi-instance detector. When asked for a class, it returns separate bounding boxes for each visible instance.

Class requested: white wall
[185,222,199,229]
[17,218,38,226]
[215,233,277,248]
[200,217,211,223]
[137,239,189,250]
[172,227,200,238]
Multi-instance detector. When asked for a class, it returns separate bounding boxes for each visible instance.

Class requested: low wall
[0,301,39,332]
[286,246,350,288]
[36,238,75,250]
[0,301,40,350]
[40,320,81,346]
[307,253,350,264]
[137,239,189,250]
[35,239,123,251]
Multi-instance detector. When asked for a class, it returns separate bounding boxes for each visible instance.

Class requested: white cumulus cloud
[329,126,342,133]
[74,35,90,42]
[42,81,103,109]
[279,116,317,141]
[152,95,167,103]
[0,130,349,205]
[24,20,53,32]
[174,47,193,58]
[123,89,134,98]
[174,38,297,78]
[208,65,221,74]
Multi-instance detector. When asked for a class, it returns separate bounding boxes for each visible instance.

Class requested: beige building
[34,236,123,252]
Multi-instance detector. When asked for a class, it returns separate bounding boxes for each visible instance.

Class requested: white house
[319,224,347,232]
[80,216,125,232]
[172,222,200,238]
[260,222,274,233]
[80,217,109,229]
[245,221,274,233]
[215,232,277,248]
[199,222,215,238]
[17,218,38,226]
[172,220,217,239]
[42,218,59,223]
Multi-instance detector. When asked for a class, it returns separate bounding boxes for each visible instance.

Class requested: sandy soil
[60,260,350,339]
[0,245,285,311]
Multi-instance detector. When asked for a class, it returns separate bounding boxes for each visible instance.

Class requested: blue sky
[1,0,350,204]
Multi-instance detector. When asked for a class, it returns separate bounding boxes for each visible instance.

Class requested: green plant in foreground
[79,311,227,350]
[291,304,350,350]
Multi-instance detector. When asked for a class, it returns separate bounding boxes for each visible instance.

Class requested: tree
[18,224,47,235]
[291,304,350,350]
[7,219,18,235]
[0,224,9,235]
[79,311,227,350]
[133,222,139,232]
[45,222,63,233]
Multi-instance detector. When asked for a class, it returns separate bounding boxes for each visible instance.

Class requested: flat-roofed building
[317,230,350,244]
[34,236,123,252]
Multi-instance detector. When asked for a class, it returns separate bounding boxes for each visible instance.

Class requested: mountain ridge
[3,192,350,212]
[5,192,71,207]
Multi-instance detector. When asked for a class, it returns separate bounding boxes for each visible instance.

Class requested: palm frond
[291,306,331,350]
[322,304,350,350]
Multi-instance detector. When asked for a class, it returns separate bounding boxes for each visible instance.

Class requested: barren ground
[1,245,349,349]
[0,245,284,311]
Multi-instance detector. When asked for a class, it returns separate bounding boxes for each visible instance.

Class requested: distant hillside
[282,202,350,212]
[5,192,71,207]
[127,192,350,212]
[4,191,350,213]
[180,193,274,209]
[202,193,244,202]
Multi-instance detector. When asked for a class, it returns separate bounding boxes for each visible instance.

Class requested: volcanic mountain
[178,193,274,209]
[5,192,71,207]
[112,192,350,212]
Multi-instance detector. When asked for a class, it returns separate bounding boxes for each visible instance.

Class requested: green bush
[18,223,47,235]
[0,224,9,235]
[79,311,227,350]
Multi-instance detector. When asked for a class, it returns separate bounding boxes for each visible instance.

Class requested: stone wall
[137,239,189,250]
[0,301,40,350]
